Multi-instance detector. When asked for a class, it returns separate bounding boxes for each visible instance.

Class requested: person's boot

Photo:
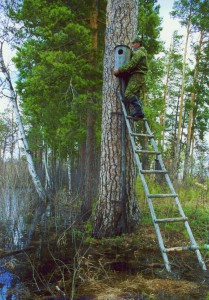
[128,96,145,119]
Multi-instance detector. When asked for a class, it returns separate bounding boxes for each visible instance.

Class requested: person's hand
[114,69,119,76]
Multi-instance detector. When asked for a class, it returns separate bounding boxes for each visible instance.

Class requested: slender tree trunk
[2,138,7,160]
[173,21,190,179]
[82,110,96,220]
[171,94,180,179]
[93,0,140,237]
[190,132,195,176]
[13,98,47,199]
[0,42,47,201]
[160,40,172,153]
[10,111,14,160]
[67,153,72,195]
[43,144,52,190]
[90,0,98,51]
[0,142,2,161]
[183,30,203,180]
[81,0,98,221]
[78,141,86,195]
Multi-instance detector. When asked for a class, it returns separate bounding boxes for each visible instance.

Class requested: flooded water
[0,267,19,299]
[0,188,208,300]
[0,188,78,299]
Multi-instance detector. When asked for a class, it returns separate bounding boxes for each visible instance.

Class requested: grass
[1,161,208,299]
[205,292,209,300]
[136,176,209,245]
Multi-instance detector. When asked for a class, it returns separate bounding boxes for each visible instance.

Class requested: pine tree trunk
[93,0,140,238]
[81,0,98,221]
[173,22,190,180]
[183,30,203,180]
[67,153,72,195]
[190,132,195,176]
[78,141,86,195]
[82,110,96,220]
[171,94,180,179]
[160,41,172,153]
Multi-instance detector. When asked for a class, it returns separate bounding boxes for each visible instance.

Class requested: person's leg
[124,75,145,119]
[128,95,144,118]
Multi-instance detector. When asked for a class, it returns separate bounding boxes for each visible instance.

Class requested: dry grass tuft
[78,273,201,300]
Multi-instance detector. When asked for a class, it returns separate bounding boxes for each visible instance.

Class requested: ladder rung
[136,150,160,155]
[155,217,188,223]
[127,116,147,121]
[131,133,154,138]
[119,94,207,271]
[141,170,167,174]
[163,245,199,253]
[147,194,178,198]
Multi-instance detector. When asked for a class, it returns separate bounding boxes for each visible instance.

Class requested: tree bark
[78,141,86,195]
[93,0,140,237]
[81,0,98,221]
[183,30,203,180]
[173,21,190,180]
[82,110,96,220]
[160,40,172,154]
[0,41,47,201]
[67,153,72,195]
[43,143,52,190]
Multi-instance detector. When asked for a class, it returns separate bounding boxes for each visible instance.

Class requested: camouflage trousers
[124,73,146,102]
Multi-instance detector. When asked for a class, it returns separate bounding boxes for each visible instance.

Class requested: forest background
[0,1,209,299]
[0,0,209,227]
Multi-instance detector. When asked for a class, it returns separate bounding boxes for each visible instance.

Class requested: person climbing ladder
[114,37,148,120]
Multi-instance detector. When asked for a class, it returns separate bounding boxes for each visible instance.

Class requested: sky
[1,43,17,111]
[0,0,184,113]
[157,0,185,48]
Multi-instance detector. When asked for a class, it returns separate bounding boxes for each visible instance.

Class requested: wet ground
[0,190,208,299]
[0,223,208,300]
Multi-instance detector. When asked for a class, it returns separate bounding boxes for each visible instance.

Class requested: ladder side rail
[144,120,167,171]
[119,99,206,271]
[119,95,154,206]
[144,120,188,218]
[194,249,207,270]
[119,94,153,196]
[183,217,207,270]
[147,196,171,272]
[156,163,207,268]
[119,94,171,272]
[119,93,144,171]
[145,120,199,240]
[119,95,158,217]
[144,121,207,271]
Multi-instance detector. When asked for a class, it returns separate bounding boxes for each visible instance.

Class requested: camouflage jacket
[118,46,148,76]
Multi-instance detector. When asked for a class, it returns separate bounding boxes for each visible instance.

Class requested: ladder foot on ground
[118,91,207,273]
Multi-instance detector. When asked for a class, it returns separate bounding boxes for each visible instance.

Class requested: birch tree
[0,42,47,200]
[93,0,140,237]
[0,0,47,200]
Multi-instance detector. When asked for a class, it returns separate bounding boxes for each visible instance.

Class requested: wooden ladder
[118,92,207,272]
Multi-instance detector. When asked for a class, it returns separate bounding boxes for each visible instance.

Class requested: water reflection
[0,188,74,299]
[0,267,19,300]
[0,189,32,249]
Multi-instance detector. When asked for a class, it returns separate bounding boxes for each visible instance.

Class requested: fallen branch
[0,246,34,258]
